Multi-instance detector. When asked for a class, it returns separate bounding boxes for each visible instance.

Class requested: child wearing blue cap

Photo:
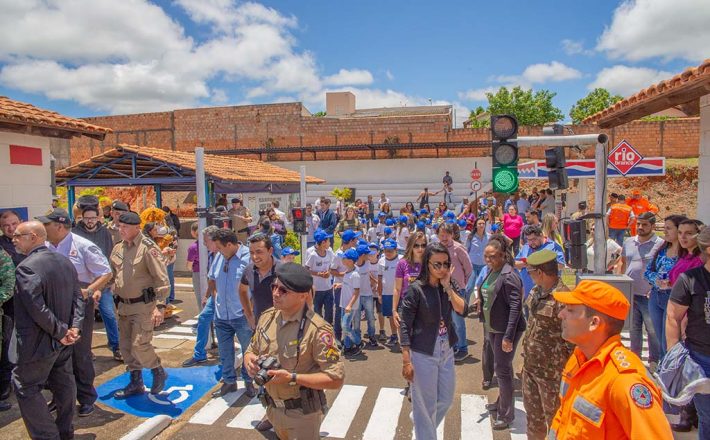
[367,218,379,244]
[281,247,300,263]
[396,215,411,254]
[304,230,336,325]
[331,229,361,342]
[340,249,362,355]
[377,239,401,345]
[457,219,470,245]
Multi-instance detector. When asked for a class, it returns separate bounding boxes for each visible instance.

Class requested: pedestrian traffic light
[562,219,586,269]
[545,146,569,190]
[490,115,519,194]
[292,207,306,234]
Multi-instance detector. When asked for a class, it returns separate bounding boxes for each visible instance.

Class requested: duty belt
[117,296,145,305]
[266,395,302,410]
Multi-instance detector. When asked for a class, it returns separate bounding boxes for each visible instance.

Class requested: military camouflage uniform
[521,278,574,440]
[0,249,15,344]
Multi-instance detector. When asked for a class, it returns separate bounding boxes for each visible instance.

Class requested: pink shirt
[396,259,421,298]
[669,254,703,286]
[503,214,524,239]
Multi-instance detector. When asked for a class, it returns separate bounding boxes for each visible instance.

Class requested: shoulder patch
[629,383,653,408]
[149,248,160,258]
[319,330,334,348]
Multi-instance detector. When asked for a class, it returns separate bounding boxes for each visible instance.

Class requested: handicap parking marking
[96,366,221,418]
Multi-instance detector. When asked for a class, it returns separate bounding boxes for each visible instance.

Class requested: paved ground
[0,278,699,439]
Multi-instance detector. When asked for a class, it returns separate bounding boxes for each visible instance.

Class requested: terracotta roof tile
[583,58,710,126]
[0,96,111,139]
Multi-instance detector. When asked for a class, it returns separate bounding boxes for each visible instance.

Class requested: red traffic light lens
[292,208,304,219]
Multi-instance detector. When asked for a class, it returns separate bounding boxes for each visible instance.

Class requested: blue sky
[0,0,707,125]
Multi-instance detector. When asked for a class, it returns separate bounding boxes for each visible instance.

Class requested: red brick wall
[68,103,700,165]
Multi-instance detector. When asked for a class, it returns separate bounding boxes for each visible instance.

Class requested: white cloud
[596,0,710,62]
[385,70,394,80]
[493,61,582,85]
[588,65,674,96]
[457,87,500,102]
[561,39,593,56]
[211,88,228,104]
[323,69,374,86]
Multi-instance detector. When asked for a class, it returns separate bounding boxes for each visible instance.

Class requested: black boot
[150,366,167,394]
[115,370,145,399]
[671,402,694,432]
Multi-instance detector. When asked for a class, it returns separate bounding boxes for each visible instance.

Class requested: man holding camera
[109,211,170,398]
[244,263,344,439]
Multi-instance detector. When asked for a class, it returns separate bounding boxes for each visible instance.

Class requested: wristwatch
[289,372,297,386]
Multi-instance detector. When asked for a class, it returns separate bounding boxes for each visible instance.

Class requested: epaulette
[610,346,642,373]
[141,237,158,248]
[306,308,333,330]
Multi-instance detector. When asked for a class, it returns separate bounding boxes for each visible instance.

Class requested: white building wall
[0,132,53,219]
[699,94,710,223]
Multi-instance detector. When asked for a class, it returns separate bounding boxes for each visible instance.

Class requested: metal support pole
[593,136,609,275]
[154,185,162,208]
[300,166,308,254]
[195,148,209,298]
[517,134,606,147]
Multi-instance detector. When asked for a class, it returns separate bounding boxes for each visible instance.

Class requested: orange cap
[553,280,630,321]
[631,189,641,196]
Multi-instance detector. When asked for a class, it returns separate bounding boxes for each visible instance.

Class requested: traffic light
[490,115,519,194]
[545,146,569,190]
[292,207,306,234]
[562,219,587,269]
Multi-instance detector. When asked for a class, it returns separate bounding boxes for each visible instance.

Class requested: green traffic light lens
[493,168,519,193]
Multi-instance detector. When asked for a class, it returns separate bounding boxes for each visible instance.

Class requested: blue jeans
[410,335,455,440]
[609,228,626,246]
[631,295,660,364]
[167,262,176,304]
[193,296,215,361]
[359,296,376,339]
[313,289,334,325]
[690,350,710,440]
[341,309,361,349]
[452,287,471,353]
[97,287,119,352]
[334,287,342,340]
[215,316,253,384]
[648,289,671,358]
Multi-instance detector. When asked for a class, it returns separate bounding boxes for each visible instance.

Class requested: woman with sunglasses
[400,242,467,440]
[393,231,428,328]
[472,236,525,430]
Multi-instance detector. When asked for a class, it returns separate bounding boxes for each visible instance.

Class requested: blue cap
[491,224,500,232]
[457,219,467,227]
[341,229,362,243]
[372,218,379,225]
[383,239,398,250]
[384,227,393,235]
[368,242,379,251]
[378,212,386,217]
[385,218,395,226]
[446,219,456,224]
[343,248,360,261]
[433,222,440,230]
[420,209,429,215]
[281,247,300,257]
[416,221,425,231]
[357,244,376,256]
[445,211,456,219]
[314,229,333,243]
[425,218,432,225]
[399,215,408,224]
[357,238,368,246]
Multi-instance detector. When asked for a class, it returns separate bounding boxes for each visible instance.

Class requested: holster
[142,287,156,304]
[299,387,327,415]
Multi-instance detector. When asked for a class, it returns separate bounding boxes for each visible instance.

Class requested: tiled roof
[0,96,111,139]
[583,58,710,127]
[56,144,324,185]
[347,105,451,118]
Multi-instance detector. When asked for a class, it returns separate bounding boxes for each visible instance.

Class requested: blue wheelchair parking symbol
[97,365,221,418]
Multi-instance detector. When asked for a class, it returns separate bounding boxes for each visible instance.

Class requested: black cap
[276,263,313,293]
[231,198,241,204]
[610,193,619,198]
[118,211,141,225]
[112,201,129,212]
[36,208,71,225]
[76,194,99,210]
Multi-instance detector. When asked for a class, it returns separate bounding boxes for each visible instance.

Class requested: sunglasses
[429,261,451,270]
[271,282,290,295]
[413,243,427,249]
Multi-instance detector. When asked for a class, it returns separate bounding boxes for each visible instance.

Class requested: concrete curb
[120,415,172,440]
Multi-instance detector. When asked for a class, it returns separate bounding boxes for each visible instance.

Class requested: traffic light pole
[300,165,308,255]
[516,133,609,275]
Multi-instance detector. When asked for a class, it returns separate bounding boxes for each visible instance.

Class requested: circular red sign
[470,169,481,180]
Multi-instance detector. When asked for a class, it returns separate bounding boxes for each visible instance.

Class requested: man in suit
[11,220,85,440]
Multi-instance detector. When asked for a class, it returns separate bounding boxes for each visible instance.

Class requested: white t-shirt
[586,239,622,272]
[459,229,471,245]
[378,255,401,296]
[376,223,385,236]
[331,248,348,283]
[397,227,410,250]
[357,261,375,297]
[305,248,335,291]
[340,270,361,309]
[367,226,378,243]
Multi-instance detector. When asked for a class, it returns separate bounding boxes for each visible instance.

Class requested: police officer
[107,200,129,246]
[520,250,573,440]
[12,221,85,439]
[244,263,345,440]
[109,211,170,398]
[549,280,673,439]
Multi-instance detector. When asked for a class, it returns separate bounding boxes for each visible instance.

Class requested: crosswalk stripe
[460,394,494,440]
[362,387,405,440]
[226,396,267,429]
[166,326,196,334]
[319,384,367,438]
[411,417,445,439]
[182,319,198,326]
[155,334,196,341]
[189,382,246,425]
[509,397,527,440]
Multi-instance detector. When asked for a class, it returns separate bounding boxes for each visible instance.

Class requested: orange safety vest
[548,335,673,440]
[608,203,633,229]
[626,198,658,236]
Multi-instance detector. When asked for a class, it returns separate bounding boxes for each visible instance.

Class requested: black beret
[77,194,99,210]
[118,211,141,225]
[276,263,313,293]
[112,200,129,212]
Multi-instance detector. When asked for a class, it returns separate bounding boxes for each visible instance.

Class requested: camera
[254,356,281,386]
[259,209,267,217]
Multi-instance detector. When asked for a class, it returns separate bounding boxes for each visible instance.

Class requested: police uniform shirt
[110,233,170,302]
[246,307,344,400]
[208,246,250,321]
[241,258,282,321]
[47,232,111,285]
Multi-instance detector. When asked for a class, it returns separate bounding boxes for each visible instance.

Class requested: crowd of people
[1,182,709,440]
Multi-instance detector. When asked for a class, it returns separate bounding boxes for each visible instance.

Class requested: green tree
[569,88,623,124]
[467,106,488,128]
[313,111,327,117]
[467,86,563,127]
